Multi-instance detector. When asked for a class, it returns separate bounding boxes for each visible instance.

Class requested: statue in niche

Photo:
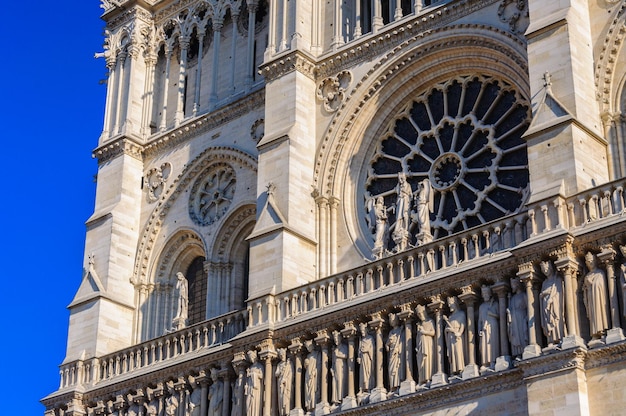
[385,313,403,393]
[304,340,319,411]
[232,370,244,416]
[144,398,159,416]
[331,330,347,405]
[415,304,435,385]
[539,260,565,346]
[188,384,202,416]
[414,178,434,244]
[357,322,374,393]
[392,172,412,250]
[478,285,499,370]
[173,272,189,329]
[443,296,466,374]
[245,350,263,416]
[164,389,179,416]
[507,277,528,357]
[583,252,610,339]
[367,196,389,259]
[208,368,223,416]
[275,348,293,416]
[620,245,626,319]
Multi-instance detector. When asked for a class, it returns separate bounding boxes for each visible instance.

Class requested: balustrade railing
[58,310,246,389]
[247,178,626,327]
[57,178,626,389]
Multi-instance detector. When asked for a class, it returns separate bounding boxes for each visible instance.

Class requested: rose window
[190,163,236,226]
[364,75,530,252]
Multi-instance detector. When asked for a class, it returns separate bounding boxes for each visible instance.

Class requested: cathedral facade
[43,0,626,415]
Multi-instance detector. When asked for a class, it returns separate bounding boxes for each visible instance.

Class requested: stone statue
[443,296,466,374]
[357,322,374,393]
[331,330,347,405]
[395,172,412,234]
[128,403,140,416]
[144,399,159,416]
[173,272,189,329]
[164,391,178,416]
[208,368,223,416]
[275,348,293,416]
[245,350,263,416]
[415,304,435,384]
[507,277,528,357]
[619,245,626,317]
[304,340,319,411]
[414,178,434,243]
[368,196,389,258]
[583,252,610,339]
[385,313,403,393]
[188,385,202,416]
[478,285,499,370]
[232,370,244,416]
[539,260,565,346]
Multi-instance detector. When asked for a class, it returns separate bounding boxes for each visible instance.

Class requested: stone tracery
[364,74,530,255]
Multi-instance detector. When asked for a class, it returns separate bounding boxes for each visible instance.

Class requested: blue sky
[1,2,106,414]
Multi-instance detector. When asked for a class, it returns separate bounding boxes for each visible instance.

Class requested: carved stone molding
[595,2,626,111]
[259,50,317,82]
[515,347,587,379]
[93,136,143,164]
[313,24,529,196]
[142,89,264,159]
[317,71,352,113]
[145,162,172,202]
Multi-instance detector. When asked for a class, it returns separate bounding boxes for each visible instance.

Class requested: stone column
[354,0,362,38]
[314,330,330,415]
[372,0,383,33]
[101,53,117,138]
[598,246,626,344]
[195,370,210,416]
[398,303,415,395]
[428,295,448,387]
[492,280,512,371]
[518,262,542,359]
[220,364,232,416]
[259,340,276,416]
[229,13,239,93]
[288,339,305,416]
[329,197,339,275]
[159,46,173,132]
[113,50,127,135]
[556,257,587,349]
[141,50,157,136]
[331,0,343,49]
[193,28,205,116]
[245,0,258,90]
[340,322,357,410]
[458,286,480,379]
[209,18,223,109]
[231,352,247,416]
[369,313,387,402]
[175,36,189,125]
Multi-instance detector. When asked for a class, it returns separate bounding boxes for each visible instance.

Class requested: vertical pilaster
[288,339,305,416]
[459,286,480,378]
[398,304,415,395]
[428,296,448,387]
[492,280,512,371]
[598,246,626,343]
[369,313,387,403]
[518,262,542,359]
[556,256,587,349]
[314,330,331,414]
[340,323,357,410]
[159,46,173,132]
[209,18,223,109]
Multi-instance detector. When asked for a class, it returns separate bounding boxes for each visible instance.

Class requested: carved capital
[458,285,478,305]
[341,321,357,338]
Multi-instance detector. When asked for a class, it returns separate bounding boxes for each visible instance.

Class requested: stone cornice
[515,347,587,379]
[93,136,144,164]
[585,339,626,370]
[142,88,265,159]
[258,50,317,82]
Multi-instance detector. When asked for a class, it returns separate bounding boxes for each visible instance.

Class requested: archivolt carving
[155,230,205,283]
[317,71,352,113]
[595,3,626,112]
[497,0,529,34]
[213,205,256,259]
[313,25,529,197]
[132,146,257,285]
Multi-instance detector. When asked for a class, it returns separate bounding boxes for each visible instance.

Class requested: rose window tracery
[364,75,530,255]
[190,163,236,226]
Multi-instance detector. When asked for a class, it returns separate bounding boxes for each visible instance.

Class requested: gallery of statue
[43,0,626,415]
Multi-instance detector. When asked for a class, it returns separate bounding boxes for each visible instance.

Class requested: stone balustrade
[57,310,246,390]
